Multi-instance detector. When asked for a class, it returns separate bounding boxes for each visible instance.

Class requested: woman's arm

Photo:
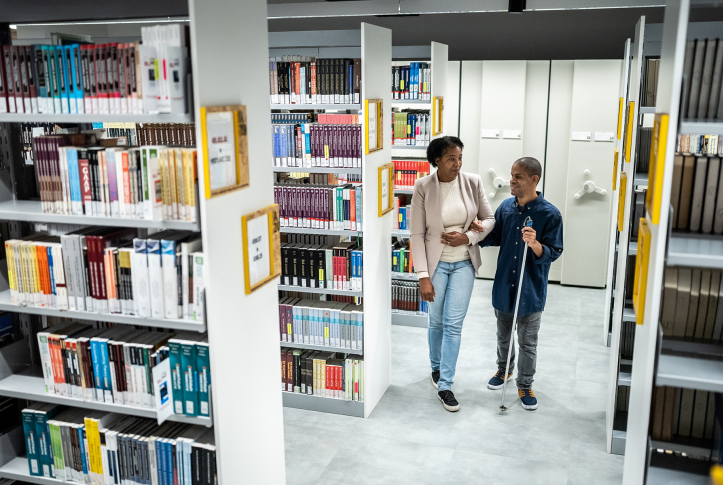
[465,179,496,246]
[410,180,436,301]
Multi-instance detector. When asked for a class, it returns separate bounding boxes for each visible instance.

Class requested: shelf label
[632,217,651,325]
[502,130,522,139]
[612,149,619,191]
[617,171,627,232]
[571,132,591,141]
[595,132,615,142]
[617,97,623,140]
[646,113,669,225]
[481,129,500,139]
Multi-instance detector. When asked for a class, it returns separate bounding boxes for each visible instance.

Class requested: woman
[411,136,495,412]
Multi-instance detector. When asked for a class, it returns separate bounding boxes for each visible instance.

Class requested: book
[688,39,707,119]
[689,156,709,231]
[678,155,696,229]
[702,157,720,233]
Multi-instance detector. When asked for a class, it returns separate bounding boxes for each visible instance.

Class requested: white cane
[499,216,533,415]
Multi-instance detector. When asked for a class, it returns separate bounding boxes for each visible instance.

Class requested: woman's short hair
[426,136,464,168]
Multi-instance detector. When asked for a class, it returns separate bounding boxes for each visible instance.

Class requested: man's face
[510,162,538,197]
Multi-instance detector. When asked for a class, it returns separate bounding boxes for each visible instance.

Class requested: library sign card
[379,162,394,216]
[365,99,383,154]
[200,104,250,199]
[433,96,444,136]
[152,358,174,425]
[242,204,282,294]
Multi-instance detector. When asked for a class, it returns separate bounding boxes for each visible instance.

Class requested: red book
[78,151,93,215]
[295,62,301,102]
[0,52,7,113]
[289,62,296,103]
[108,43,120,114]
[310,60,317,99]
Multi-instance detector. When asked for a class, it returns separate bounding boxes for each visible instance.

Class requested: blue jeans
[428,260,476,392]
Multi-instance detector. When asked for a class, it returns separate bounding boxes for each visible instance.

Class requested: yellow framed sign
[433,96,444,136]
[365,99,383,154]
[616,97,623,140]
[624,101,635,164]
[617,172,627,232]
[612,149,619,191]
[200,104,250,199]
[646,113,669,225]
[632,217,651,325]
[378,162,394,217]
[241,204,281,294]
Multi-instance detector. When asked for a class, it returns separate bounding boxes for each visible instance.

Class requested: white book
[192,252,205,322]
[59,235,76,310]
[162,238,181,319]
[133,238,152,318]
[37,331,55,393]
[138,43,159,114]
[146,239,165,319]
[106,149,120,218]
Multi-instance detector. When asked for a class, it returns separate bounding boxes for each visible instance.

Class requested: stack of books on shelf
[36,322,211,418]
[670,150,723,234]
[21,407,215,483]
[278,299,363,350]
[391,62,431,100]
[392,195,411,232]
[280,240,362,292]
[682,38,723,120]
[392,110,430,146]
[5,230,205,322]
[269,57,361,105]
[32,136,197,222]
[274,183,363,231]
[661,267,722,339]
[649,386,718,461]
[392,280,427,315]
[271,120,362,169]
[281,349,364,401]
[0,23,190,116]
[394,159,431,189]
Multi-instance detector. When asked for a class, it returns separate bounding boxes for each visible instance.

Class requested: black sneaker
[437,390,460,412]
[431,370,440,389]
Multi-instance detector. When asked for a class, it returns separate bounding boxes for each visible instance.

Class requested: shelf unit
[272,167,362,175]
[0,200,200,231]
[622,4,723,484]
[388,43,446,330]
[0,0,288,483]
[280,341,363,354]
[0,290,206,332]
[604,16,663,458]
[270,103,361,111]
[0,113,193,123]
[270,23,392,418]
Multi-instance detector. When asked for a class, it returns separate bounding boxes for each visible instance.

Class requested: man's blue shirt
[479,192,563,316]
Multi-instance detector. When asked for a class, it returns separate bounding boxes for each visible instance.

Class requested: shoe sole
[520,400,538,410]
[437,393,460,412]
[487,374,513,390]
[431,374,439,390]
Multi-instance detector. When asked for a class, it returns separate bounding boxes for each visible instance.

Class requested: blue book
[55,46,69,114]
[195,341,211,417]
[46,247,56,306]
[303,124,311,163]
[279,125,288,165]
[77,426,88,478]
[66,148,81,215]
[272,125,280,166]
[165,438,174,485]
[89,339,104,401]
[22,408,40,476]
[70,45,84,114]
[34,404,60,478]
[99,338,113,402]
[63,45,76,113]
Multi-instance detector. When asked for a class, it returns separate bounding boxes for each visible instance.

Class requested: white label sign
[246,215,271,287]
[152,359,174,425]
[206,111,237,191]
[380,167,390,213]
[502,130,522,139]
[595,132,615,142]
[481,129,500,139]
[571,132,592,141]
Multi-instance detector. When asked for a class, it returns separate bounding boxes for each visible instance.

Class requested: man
[471,157,563,410]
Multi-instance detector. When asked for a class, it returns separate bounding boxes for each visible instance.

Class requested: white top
[439,176,471,263]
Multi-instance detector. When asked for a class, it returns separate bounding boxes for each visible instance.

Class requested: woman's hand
[420,277,436,302]
[469,220,486,233]
[441,231,470,248]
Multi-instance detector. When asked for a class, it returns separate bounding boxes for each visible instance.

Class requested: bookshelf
[622,4,723,484]
[603,16,655,457]
[390,42,447,329]
[0,0,288,484]
[270,23,392,418]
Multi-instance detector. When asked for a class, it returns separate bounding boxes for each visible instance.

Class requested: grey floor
[283,280,623,485]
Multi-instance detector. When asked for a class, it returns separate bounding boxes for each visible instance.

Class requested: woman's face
[436,145,463,178]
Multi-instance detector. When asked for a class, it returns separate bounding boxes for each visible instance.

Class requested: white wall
[456,59,621,287]
[446,61,461,137]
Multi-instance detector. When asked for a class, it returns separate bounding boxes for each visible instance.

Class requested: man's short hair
[513,157,542,181]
